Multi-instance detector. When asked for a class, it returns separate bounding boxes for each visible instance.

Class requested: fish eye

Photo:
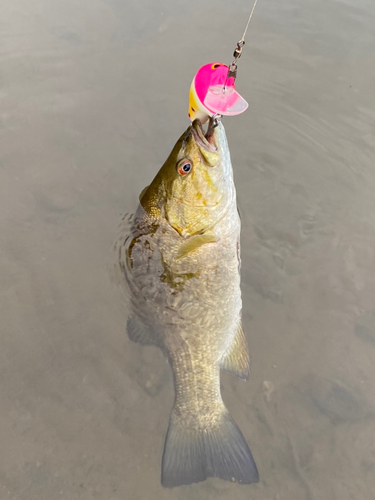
[177,159,192,176]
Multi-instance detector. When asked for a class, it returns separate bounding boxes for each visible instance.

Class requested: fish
[118,118,259,487]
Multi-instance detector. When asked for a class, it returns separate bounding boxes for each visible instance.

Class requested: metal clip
[223,40,246,91]
[227,63,237,80]
[232,39,245,63]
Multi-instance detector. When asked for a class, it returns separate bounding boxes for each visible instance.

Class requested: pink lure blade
[188,63,248,122]
[204,85,248,115]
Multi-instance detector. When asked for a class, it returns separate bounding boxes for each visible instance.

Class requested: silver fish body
[119,120,258,487]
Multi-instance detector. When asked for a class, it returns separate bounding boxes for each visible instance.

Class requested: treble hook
[205,114,222,138]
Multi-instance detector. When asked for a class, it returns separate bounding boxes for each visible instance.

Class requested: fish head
[140,119,235,237]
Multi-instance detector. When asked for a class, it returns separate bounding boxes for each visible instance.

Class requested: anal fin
[127,315,157,346]
[221,322,250,380]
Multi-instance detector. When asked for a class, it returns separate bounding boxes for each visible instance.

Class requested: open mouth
[191,118,217,152]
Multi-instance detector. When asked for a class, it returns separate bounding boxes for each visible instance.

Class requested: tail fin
[161,411,259,487]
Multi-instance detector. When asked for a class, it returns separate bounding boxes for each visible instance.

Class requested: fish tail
[161,409,259,487]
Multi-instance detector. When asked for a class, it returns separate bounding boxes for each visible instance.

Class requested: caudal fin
[161,411,259,487]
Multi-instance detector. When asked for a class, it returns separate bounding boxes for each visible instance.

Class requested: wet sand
[1,0,375,498]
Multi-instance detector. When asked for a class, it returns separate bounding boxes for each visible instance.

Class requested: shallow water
[1,0,375,498]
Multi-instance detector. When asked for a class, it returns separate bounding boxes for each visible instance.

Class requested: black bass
[118,118,259,487]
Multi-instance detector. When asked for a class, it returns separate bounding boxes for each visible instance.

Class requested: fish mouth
[191,119,217,152]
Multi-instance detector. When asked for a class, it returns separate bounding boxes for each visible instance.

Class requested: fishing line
[241,0,259,42]
[223,0,260,92]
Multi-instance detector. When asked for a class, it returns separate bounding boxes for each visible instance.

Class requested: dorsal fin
[139,185,149,202]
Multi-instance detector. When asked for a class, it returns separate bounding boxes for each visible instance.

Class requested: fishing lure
[188,0,259,124]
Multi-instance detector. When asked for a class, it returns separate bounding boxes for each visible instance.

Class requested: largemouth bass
[118,118,259,487]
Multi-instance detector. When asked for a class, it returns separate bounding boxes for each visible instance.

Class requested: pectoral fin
[127,315,158,346]
[221,322,250,380]
[176,234,218,260]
